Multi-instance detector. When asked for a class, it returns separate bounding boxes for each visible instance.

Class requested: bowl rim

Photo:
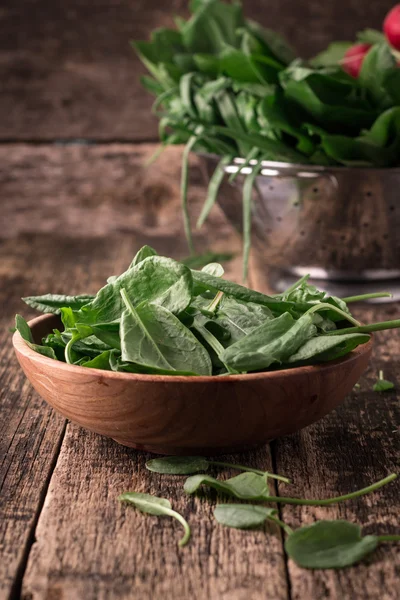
[199,152,400,174]
[13,313,373,384]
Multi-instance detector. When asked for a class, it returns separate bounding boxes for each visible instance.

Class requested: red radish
[341,43,372,78]
[384,4,400,51]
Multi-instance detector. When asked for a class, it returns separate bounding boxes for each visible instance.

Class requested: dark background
[0,0,395,142]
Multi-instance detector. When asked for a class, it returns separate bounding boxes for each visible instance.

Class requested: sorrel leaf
[120,289,212,375]
[214,504,277,529]
[184,472,270,500]
[22,294,94,314]
[285,520,379,569]
[119,491,191,547]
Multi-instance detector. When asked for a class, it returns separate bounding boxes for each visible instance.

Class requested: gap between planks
[8,422,68,600]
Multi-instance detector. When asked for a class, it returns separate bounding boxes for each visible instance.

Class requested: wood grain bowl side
[13,314,373,455]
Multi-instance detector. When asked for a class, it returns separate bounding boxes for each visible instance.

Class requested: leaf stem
[181,134,200,255]
[267,515,294,536]
[210,461,291,484]
[261,473,397,506]
[228,148,258,184]
[164,508,191,547]
[342,292,392,303]
[197,155,232,229]
[326,319,400,336]
[281,274,310,296]
[242,165,261,282]
[65,333,83,364]
[377,534,400,543]
[305,302,361,326]
[207,291,224,313]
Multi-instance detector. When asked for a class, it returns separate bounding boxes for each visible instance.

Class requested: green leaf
[216,295,273,344]
[285,520,379,569]
[182,0,244,54]
[80,350,115,370]
[179,72,201,118]
[359,43,396,106]
[383,69,400,103]
[191,269,297,315]
[357,29,386,45]
[221,312,317,372]
[245,20,296,65]
[129,245,158,268]
[359,107,400,162]
[287,333,370,364]
[373,370,395,392]
[140,75,164,96]
[146,455,290,482]
[78,256,193,324]
[235,92,261,132]
[258,95,315,155]
[146,456,210,475]
[219,45,260,83]
[373,379,395,392]
[110,355,196,376]
[201,262,224,277]
[310,42,352,68]
[191,312,235,373]
[181,251,234,269]
[22,294,94,315]
[214,504,277,529]
[120,289,212,375]
[90,322,121,350]
[41,331,67,360]
[133,40,182,89]
[282,75,376,134]
[15,315,58,360]
[310,108,400,167]
[119,491,171,514]
[281,277,326,303]
[215,89,249,156]
[184,472,270,500]
[211,124,308,163]
[119,491,191,547]
[218,45,269,84]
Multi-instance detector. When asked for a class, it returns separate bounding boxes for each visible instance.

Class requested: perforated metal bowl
[199,155,400,300]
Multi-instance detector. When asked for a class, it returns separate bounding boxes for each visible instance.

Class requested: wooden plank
[1,143,241,267]
[0,0,394,140]
[252,268,400,599]
[21,428,288,600]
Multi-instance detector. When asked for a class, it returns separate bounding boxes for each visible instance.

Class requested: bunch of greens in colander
[15,246,400,376]
[133,0,400,276]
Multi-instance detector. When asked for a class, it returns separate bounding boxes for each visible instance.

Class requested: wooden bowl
[13,314,372,456]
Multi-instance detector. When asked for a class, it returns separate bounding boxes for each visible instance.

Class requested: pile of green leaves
[119,456,400,567]
[133,0,400,275]
[15,246,400,375]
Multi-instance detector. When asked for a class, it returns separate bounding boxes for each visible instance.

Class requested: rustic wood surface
[0,0,395,141]
[0,144,399,600]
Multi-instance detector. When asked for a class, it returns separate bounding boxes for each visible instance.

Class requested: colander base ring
[269,268,400,303]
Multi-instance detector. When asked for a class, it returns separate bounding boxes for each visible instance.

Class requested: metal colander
[199,155,400,300]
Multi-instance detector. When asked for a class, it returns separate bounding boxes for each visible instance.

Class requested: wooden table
[1,144,399,600]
